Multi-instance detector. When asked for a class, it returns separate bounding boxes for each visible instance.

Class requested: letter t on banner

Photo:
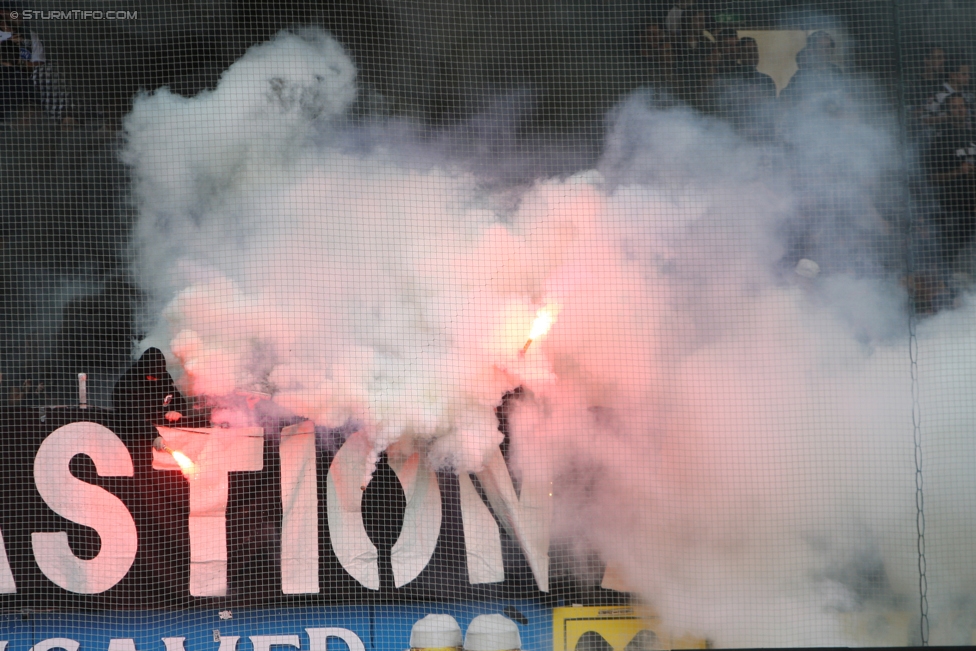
[279,421,319,594]
[153,427,264,597]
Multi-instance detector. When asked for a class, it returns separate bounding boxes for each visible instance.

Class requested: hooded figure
[112,347,190,427]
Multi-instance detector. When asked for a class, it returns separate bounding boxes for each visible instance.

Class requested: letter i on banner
[279,421,319,594]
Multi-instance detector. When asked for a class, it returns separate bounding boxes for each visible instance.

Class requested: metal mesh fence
[3,0,976,648]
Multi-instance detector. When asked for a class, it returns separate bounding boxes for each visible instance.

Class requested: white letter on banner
[458,447,552,591]
[279,421,319,594]
[0,526,15,593]
[217,637,240,651]
[161,639,185,651]
[326,431,379,589]
[250,636,299,651]
[107,640,137,651]
[30,640,80,651]
[457,472,503,584]
[327,433,444,589]
[153,427,264,597]
[1,641,7,651]
[386,443,441,588]
[31,422,137,594]
[307,628,366,651]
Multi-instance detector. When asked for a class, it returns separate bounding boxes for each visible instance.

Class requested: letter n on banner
[460,446,552,591]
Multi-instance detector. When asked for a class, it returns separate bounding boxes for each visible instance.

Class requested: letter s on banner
[32,422,137,594]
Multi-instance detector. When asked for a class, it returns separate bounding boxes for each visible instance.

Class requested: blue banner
[1,602,552,651]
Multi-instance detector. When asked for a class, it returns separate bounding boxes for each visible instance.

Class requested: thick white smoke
[124,29,976,646]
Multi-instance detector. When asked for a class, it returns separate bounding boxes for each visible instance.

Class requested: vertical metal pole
[890,0,929,644]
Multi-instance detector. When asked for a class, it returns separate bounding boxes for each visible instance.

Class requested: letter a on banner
[32,423,137,594]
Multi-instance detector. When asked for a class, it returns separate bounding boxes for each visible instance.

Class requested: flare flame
[522,306,556,354]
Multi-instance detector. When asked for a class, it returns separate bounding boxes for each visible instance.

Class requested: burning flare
[522,306,556,354]
[153,436,196,476]
[169,450,196,474]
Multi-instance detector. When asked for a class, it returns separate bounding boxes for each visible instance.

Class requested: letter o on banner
[30,640,81,651]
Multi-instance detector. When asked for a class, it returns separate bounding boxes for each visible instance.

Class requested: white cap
[795,258,821,279]
[464,615,521,651]
[411,614,463,649]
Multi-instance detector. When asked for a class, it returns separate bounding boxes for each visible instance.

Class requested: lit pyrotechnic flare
[521,306,556,354]
[153,436,196,475]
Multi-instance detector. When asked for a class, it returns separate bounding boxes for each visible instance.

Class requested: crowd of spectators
[639,5,783,141]
[908,49,976,312]
[639,2,976,314]
[0,0,972,336]
[0,3,74,129]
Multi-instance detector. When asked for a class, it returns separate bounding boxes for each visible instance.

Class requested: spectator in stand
[665,0,695,35]
[639,22,674,87]
[674,8,710,54]
[673,9,714,108]
[779,30,845,106]
[923,58,973,129]
[0,7,34,126]
[908,45,947,111]
[713,28,741,76]
[0,5,73,127]
[714,36,777,140]
[736,37,777,97]
[924,92,976,269]
[906,45,948,142]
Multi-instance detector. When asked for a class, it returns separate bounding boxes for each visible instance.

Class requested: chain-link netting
[3,0,976,648]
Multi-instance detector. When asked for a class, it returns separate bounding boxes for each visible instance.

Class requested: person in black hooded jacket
[111,349,202,606]
[112,347,191,428]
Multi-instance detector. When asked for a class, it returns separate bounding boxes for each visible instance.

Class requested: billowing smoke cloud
[124,28,976,647]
